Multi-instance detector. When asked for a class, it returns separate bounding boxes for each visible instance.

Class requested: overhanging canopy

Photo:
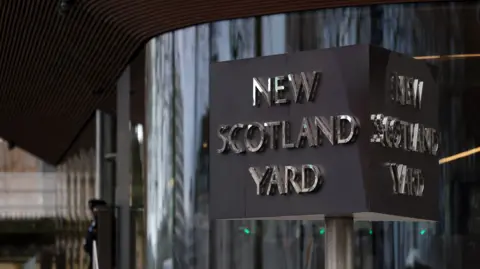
[0,0,442,165]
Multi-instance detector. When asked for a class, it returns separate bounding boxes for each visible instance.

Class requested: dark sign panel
[209,45,439,221]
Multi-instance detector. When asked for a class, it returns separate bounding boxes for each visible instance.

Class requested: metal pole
[325,216,354,269]
[95,110,103,199]
[116,65,132,269]
[93,241,99,269]
[102,112,116,205]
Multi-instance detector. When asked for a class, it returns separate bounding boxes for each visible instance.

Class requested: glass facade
[145,2,480,269]
[54,124,146,269]
[56,149,96,269]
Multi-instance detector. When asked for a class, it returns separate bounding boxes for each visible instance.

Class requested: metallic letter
[390,73,397,103]
[400,120,411,151]
[296,117,316,148]
[386,163,406,194]
[284,166,302,194]
[267,166,286,195]
[281,121,295,149]
[217,125,231,154]
[228,123,245,154]
[313,116,335,145]
[264,121,281,149]
[253,77,271,107]
[274,76,289,105]
[370,114,385,144]
[249,166,272,195]
[387,119,402,148]
[301,165,322,193]
[336,115,360,144]
[430,129,440,156]
[414,169,425,196]
[397,75,406,105]
[413,79,424,109]
[288,72,321,103]
[245,122,266,153]
[405,77,414,106]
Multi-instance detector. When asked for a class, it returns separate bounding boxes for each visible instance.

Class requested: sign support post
[325,217,354,269]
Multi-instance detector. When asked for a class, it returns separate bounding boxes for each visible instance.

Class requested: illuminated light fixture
[243,228,251,234]
[420,229,426,235]
[369,229,373,235]
[414,53,480,60]
[439,146,480,164]
[319,228,325,235]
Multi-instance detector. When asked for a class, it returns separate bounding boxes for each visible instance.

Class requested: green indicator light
[369,229,373,235]
[420,229,426,235]
[319,228,325,235]
[243,228,251,234]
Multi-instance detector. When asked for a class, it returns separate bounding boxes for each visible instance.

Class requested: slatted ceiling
[1,0,444,165]
[1,1,112,164]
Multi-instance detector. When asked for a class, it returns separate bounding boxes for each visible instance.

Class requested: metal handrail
[93,240,99,269]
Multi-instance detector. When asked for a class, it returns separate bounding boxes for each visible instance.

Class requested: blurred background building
[0,139,57,268]
[0,126,145,269]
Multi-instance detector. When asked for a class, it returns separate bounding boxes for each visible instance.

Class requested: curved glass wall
[145,2,480,269]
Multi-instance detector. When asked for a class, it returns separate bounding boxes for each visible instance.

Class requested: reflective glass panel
[146,2,480,269]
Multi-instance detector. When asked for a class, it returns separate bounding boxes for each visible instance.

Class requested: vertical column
[95,102,116,269]
[102,112,116,205]
[325,217,354,269]
[56,164,67,269]
[61,165,67,219]
[73,157,81,268]
[66,161,73,269]
[86,150,94,217]
[76,157,83,219]
[97,208,114,269]
[95,111,103,199]
[95,110,116,204]
[116,66,133,269]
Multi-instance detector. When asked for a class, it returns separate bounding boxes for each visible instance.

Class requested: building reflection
[145,2,480,269]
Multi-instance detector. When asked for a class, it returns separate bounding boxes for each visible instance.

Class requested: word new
[390,72,424,109]
[252,71,321,106]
